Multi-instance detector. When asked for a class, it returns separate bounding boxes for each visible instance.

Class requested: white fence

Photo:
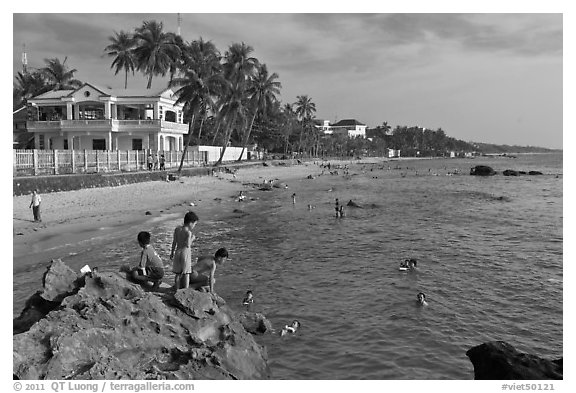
[13,149,208,176]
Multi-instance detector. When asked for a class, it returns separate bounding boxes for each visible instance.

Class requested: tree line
[17,19,544,165]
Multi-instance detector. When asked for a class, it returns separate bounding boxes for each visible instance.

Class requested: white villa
[314,118,367,138]
[26,83,189,152]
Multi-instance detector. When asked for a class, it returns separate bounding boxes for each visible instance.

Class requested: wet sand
[13,160,377,262]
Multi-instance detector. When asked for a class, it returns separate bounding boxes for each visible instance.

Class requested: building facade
[314,118,367,138]
[26,83,188,152]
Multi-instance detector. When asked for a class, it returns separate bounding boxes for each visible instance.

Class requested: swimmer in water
[292,193,296,204]
[242,290,254,306]
[417,292,428,306]
[339,205,345,217]
[237,191,246,202]
[280,320,301,336]
[400,258,417,270]
[335,198,340,217]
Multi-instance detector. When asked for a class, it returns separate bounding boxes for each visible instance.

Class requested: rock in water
[13,262,270,380]
[14,259,81,334]
[347,200,363,208]
[470,166,496,176]
[529,171,543,175]
[466,341,562,380]
[239,312,273,335]
[503,170,519,176]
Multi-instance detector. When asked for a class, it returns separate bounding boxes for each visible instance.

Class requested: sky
[12,12,563,149]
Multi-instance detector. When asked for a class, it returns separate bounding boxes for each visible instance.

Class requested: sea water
[13,153,563,379]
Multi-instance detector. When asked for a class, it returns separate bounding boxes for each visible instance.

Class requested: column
[66,103,73,120]
[112,104,118,119]
[153,102,160,120]
[107,132,113,151]
[104,101,111,119]
[67,135,74,150]
[114,136,119,151]
[73,104,80,120]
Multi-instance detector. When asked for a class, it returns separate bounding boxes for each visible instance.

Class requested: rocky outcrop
[529,171,543,175]
[470,166,496,176]
[239,312,273,335]
[466,341,562,380]
[503,170,519,176]
[13,260,270,380]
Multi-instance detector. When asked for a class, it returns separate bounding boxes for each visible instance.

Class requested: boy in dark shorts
[131,231,165,290]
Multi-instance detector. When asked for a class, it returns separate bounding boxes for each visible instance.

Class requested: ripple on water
[13,154,563,378]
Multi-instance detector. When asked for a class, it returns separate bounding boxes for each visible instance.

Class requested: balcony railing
[26,119,188,133]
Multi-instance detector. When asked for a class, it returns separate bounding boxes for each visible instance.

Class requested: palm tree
[104,31,137,89]
[170,38,226,172]
[294,94,316,154]
[13,70,49,109]
[133,20,180,89]
[214,43,258,166]
[40,57,82,90]
[166,32,188,84]
[223,42,258,85]
[237,63,281,161]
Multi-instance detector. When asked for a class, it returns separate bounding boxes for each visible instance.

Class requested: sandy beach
[13,159,386,262]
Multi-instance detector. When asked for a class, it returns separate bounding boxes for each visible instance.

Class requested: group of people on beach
[127,210,229,293]
[146,153,166,171]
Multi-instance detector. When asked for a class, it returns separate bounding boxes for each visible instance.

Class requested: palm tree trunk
[211,117,224,145]
[146,73,153,89]
[124,69,128,89]
[215,112,236,166]
[177,113,196,173]
[237,110,257,162]
[197,111,207,144]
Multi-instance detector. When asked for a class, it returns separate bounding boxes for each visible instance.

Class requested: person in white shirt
[29,189,42,222]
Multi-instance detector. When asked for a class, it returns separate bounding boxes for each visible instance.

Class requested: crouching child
[130,231,165,290]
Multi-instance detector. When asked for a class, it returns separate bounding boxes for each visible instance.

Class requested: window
[132,139,143,150]
[92,139,106,150]
[63,139,69,150]
[38,135,45,150]
[165,110,176,122]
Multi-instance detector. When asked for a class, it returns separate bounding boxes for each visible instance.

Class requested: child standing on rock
[170,211,198,290]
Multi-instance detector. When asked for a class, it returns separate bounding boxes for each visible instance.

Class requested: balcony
[27,119,188,134]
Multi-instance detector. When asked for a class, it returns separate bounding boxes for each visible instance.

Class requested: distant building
[26,82,188,151]
[387,148,401,158]
[313,119,332,134]
[330,119,367,138]
[313,118,367,138]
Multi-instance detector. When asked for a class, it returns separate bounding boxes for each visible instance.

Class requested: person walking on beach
[29,189,42,222]
[189,248,229,293]
[292,193,296,204]
[147,153,153,171]
[170,211,198,290]
[153,154,159,170]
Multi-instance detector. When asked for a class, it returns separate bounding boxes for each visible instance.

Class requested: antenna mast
[21,43,28,73]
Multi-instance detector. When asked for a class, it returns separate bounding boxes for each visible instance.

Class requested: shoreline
[13,158,389,265]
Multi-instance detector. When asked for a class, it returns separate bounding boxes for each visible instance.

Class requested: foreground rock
[13,260,270,380]
[466,341,562,380]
